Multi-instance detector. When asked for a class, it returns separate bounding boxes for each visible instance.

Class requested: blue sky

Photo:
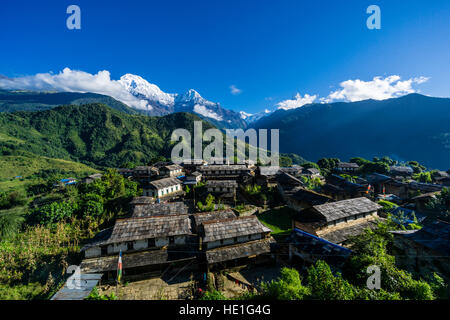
[0,0,449,113]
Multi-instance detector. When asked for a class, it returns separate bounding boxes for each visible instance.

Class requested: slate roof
[200,165,250,171]
[181,159,205,165]
[131,202,189,218]
[202,216,271,242]
[134,166,156,171]
[324,174,366,193]
[276,171,304,190]
[258,166,280,176]
[96,215,191,245]
[304,168,320,175]
[337,162,359,169]
[80,249,196,273]
[206,180,238,188]
[289,188,333,205]
[311,197,381,223]
[280,167,303,175]
[365,173,392,184]
[319,218,380,244]
[192,210,236,228]
[390,166,414,174]
[130,196,155,206]
[163,164,183,171]
[206,238,275,264]
[148,177,181,189]
[393,220,450,256]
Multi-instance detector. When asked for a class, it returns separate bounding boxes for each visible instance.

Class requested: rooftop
[202,216,271,242]
[337,162,359,169]
[258,166,280,176]
[148,177,181,189]
[131,202,189,218]
[289,187,333,205]
[206,238,275,264]
[199,165,250,171]
[96,215,192,245]
[130,196,155,206]
[311,197,381,223]
[206,180,238,188]
[163,164,183,171]
[192,210,236,227]
[390,166,414,174]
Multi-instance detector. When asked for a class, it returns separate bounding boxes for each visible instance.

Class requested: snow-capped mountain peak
[240,109,272,124]
[119,74,175,106]
[117,73,246,129]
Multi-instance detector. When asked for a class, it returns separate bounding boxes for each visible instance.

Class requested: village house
[432,171,450,186]
[321,174,367,200]
[80,214,195,280]
[389,165,414,178]
[285,187,334,212]
[384,180,444,200]
[410,192,440,213]
[131,201,189,218]
[183,171,202,185]
[256,166,280,187]
[130,196,155,207]
[143,177,184,200]
[391,220,450,289]
[198,164,253,181]
[117,168,134,178]
[276,171,305,200]
[205,180,238,203]
[280,166,303,177]
[334,162,360,173]
[365,173,392,194]
[158,164,184,178]
[198,216,274,270]
[81,173,103,184]
[132,166,159,185]
[180,159,206,174]
[192,209,236,233]
[300,167,324,181]
[292,197,381,247]
[288,228,352,269]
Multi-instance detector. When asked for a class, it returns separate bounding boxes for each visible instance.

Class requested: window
[169,236,175,245]
[101,245,108,256]
[127,241,134,251]
[233,237,237,243]
[148,238,156,248]
[220,239,224,245]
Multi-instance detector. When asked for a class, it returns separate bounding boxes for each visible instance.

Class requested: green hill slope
[0,103,217,168]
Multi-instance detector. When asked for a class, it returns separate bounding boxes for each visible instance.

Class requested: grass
[256,206,297,239]
[0,155,99,192]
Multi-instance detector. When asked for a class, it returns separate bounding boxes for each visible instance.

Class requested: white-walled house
[82,215,192,258]
[143,177,183,199]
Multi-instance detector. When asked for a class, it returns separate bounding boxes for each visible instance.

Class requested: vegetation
[425,187,450,221]
[0,169,139,299]
[317,158,340,176]
[85,287,117,300]
[300,176,323,190]
[197,194,216,212]
[256,206,296,238]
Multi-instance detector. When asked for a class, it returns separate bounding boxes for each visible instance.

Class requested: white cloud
[193,104,223,121]
[322,75,429,103]
[230,85,242,95]
[0,68,152,110]
[276,93,317,110]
